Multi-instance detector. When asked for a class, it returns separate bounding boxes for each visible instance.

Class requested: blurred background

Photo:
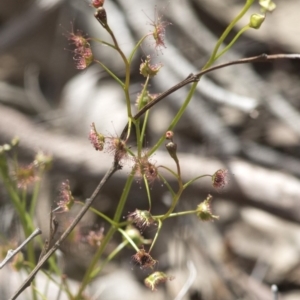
[0,0,300,299]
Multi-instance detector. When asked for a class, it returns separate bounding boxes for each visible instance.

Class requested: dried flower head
[144,271,174,291]
[106,137,128,162]
[13,163,39,189]
[132,248,157,270]
[128,209,155,230]
[134,155,158,184]
[196,194,219,221]
[89,122,105,151]
[212,169,229,191]
[140,55,162,77]
[55,180,74,213]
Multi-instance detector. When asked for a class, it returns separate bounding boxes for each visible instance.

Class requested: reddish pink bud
[212,169,229,190]
[91,0,104,8]
[89,122,105,151]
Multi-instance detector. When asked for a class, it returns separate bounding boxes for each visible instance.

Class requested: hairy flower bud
[212,169,229,191]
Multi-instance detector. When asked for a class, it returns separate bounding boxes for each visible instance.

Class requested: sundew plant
[0,0,299,299]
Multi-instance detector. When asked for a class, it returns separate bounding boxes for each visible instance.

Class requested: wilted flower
[144,271,174,291]
[134,155,158,184]
[132,248,157,270]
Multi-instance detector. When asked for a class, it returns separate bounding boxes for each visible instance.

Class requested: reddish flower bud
[89,122,105,151]
[165,131,174,140]
[212,169,229,191]
[91,0,104,8]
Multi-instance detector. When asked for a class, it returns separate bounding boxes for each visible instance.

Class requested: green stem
[183,174,212,190]
[90,240,128,279]
[104,24,132,119]
[158,173,175,197]
[94,60,124,87]
[76,227,117,298]
[148,81,199,156]
[117,228,139,251]
[128,35,148,64]
[214,25,251,61]
[154,209,197,219]
[149,219,162,253]
[90,38,117,50]
[158,165,178,180]
[203,0,255,69]
[143,174,152,210]
[76,202,119,227]
[76,172,135,298]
